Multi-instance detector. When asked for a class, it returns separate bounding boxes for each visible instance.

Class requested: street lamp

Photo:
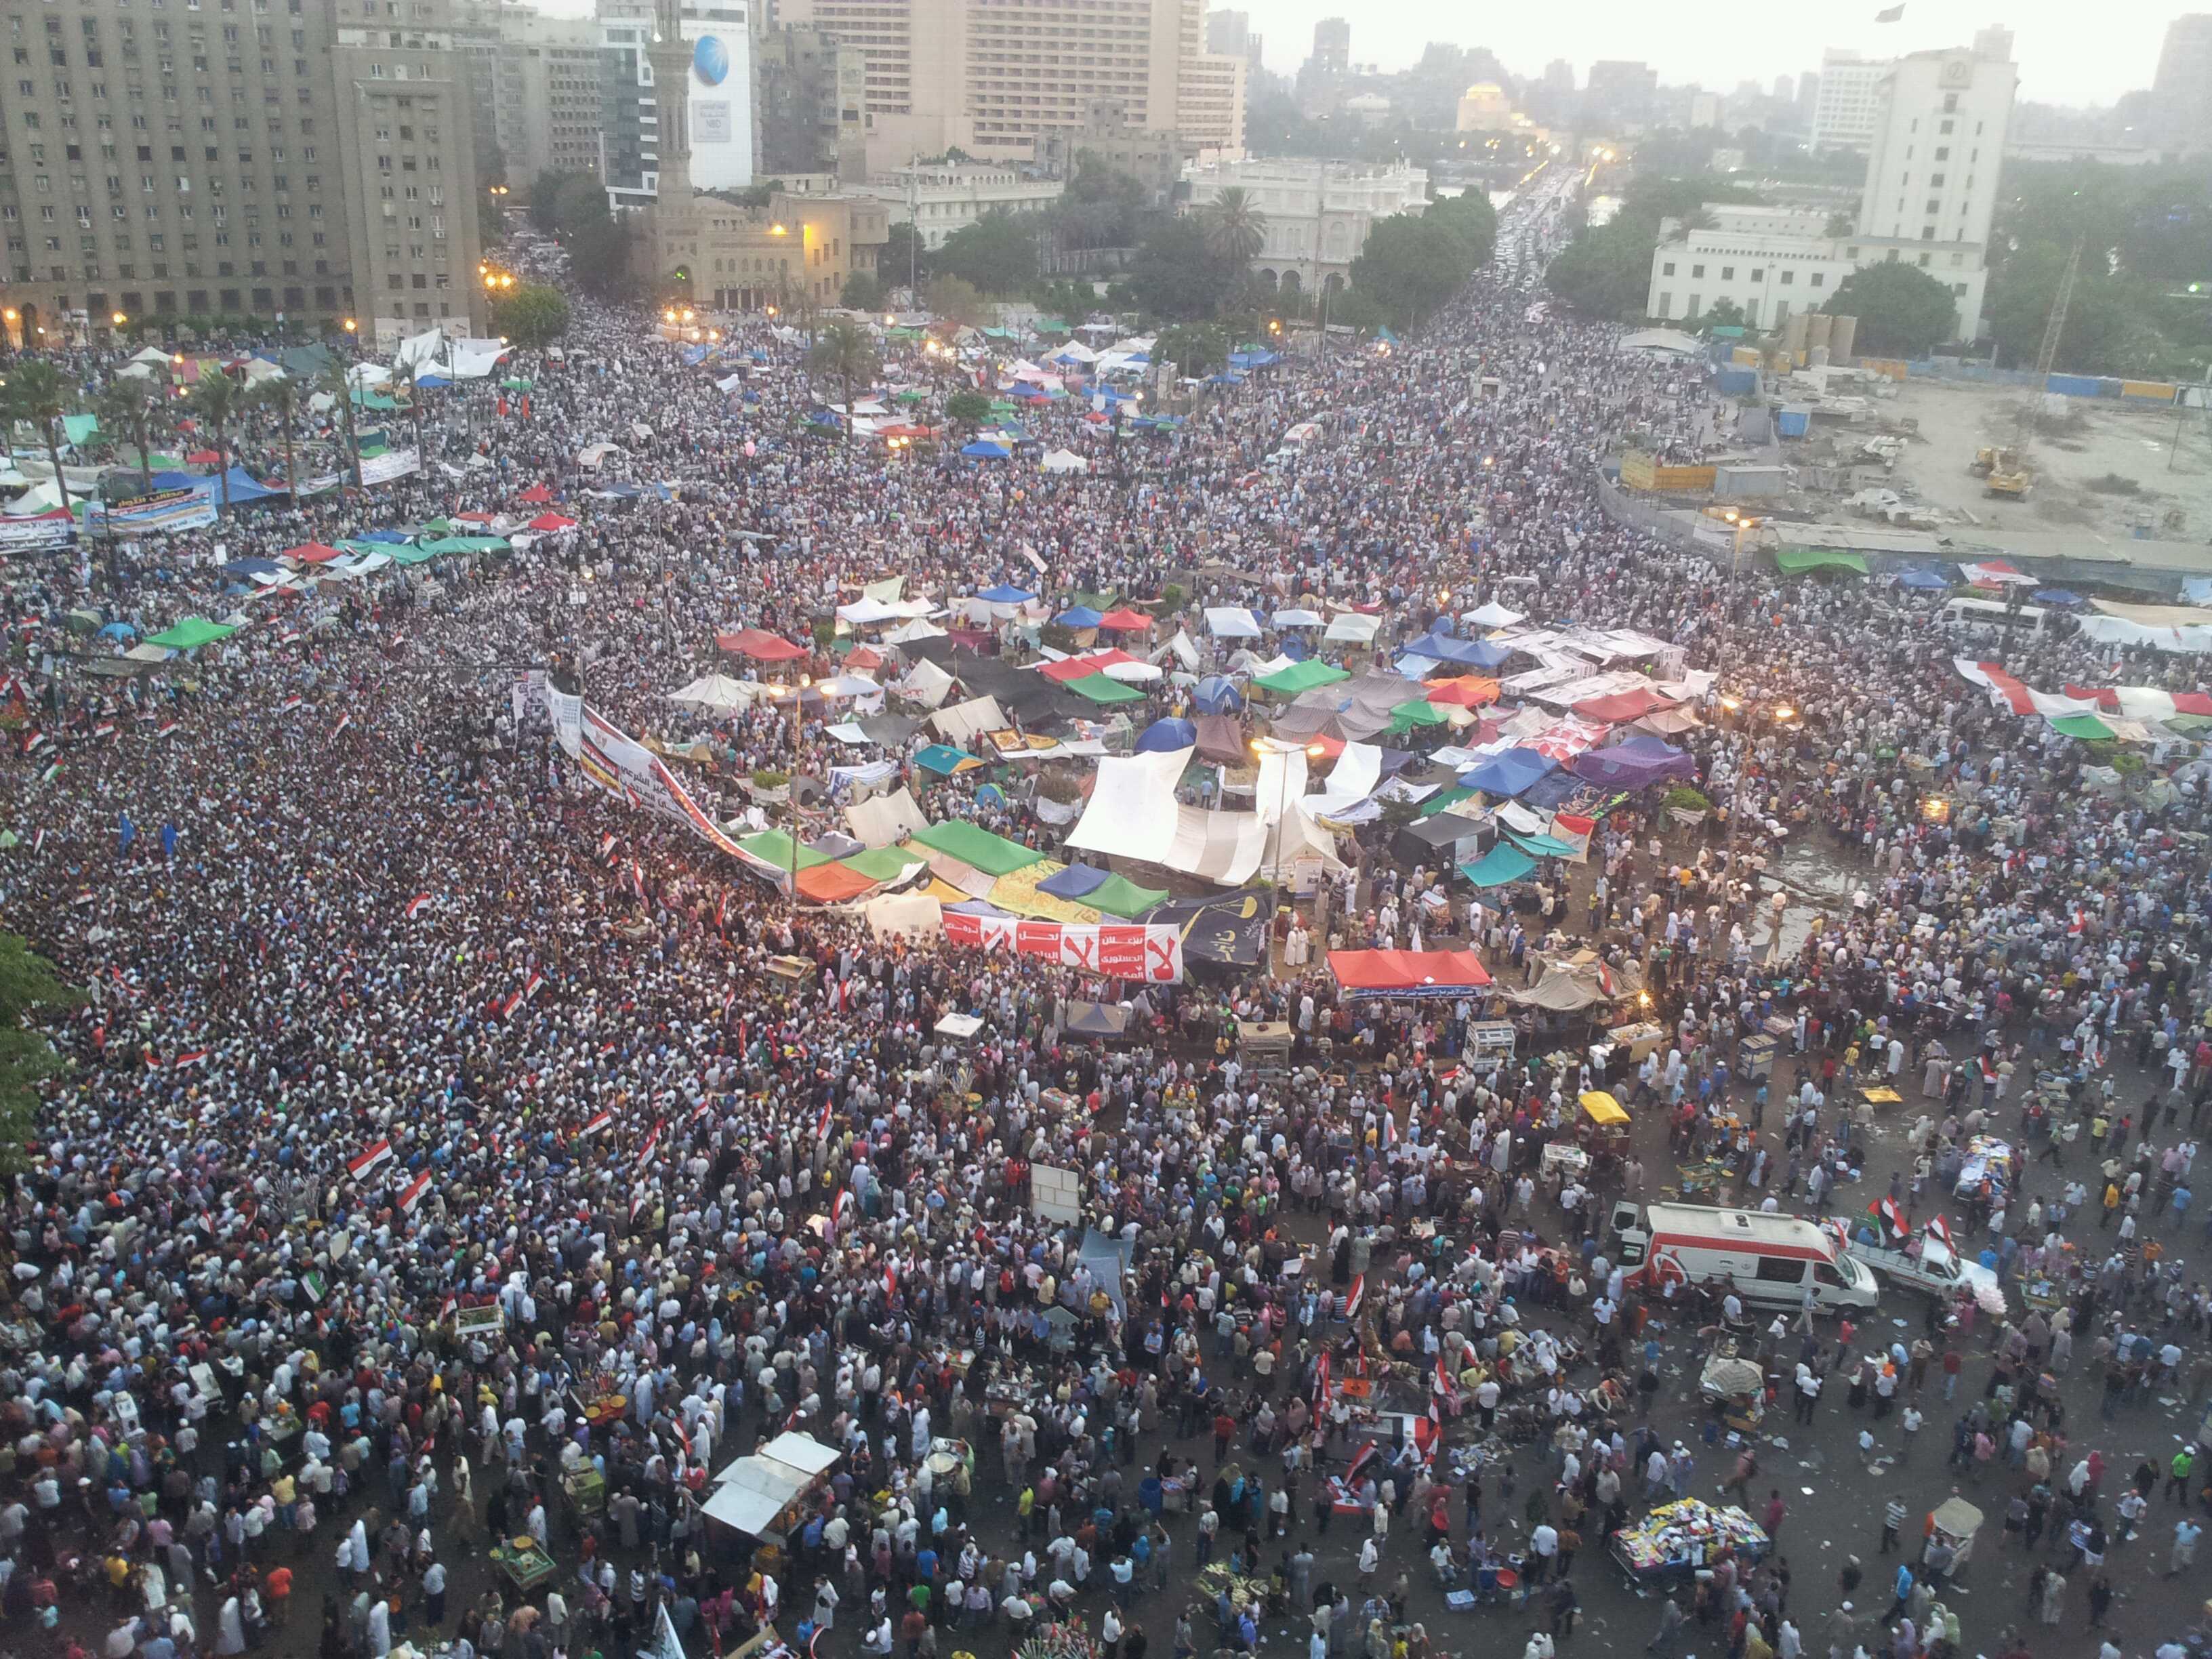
[110,310,127,329]
[1717,510,1763,888]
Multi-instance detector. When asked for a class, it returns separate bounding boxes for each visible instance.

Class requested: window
[1691,264,1704,279]
[1940,119,1954,135]
[1813,1263,1845,1289]
[1720,266,1734,281]
[1779,270,1794,285]
[1929,175,1945,188]
[1919,251,1931,266]
[1845,247,1859,261]
[1755,1256,1807,1285]
[1750,268,1763,282]
[1952,282,1968,296]
[1662,261,1675,277]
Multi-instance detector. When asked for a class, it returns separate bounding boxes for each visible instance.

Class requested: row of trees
[529,171,634,300]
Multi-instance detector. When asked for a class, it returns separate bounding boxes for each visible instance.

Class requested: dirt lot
[1874,375,2212,551]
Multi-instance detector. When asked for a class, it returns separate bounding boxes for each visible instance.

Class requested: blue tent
[2032,588,2085,606]
[1193,674,1246,714]
[976,584,1035,603]
[1460,747,1558,798]
[356,529,413,544]
[1571,734,1696,790]
[914,743,979,775]
[1894,568,1952,590]
[98,621,136,639]
[1405,632,1512,670]
[218,467,283,503]
[1039,863,1111,900]
[1134,717,1197,753]
[1228,349,1281,369]
[961,441,1012,459]
[221,558,283,580]
[1054,605,1105,630]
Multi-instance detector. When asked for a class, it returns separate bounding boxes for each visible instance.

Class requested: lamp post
[1718,510,1762,893]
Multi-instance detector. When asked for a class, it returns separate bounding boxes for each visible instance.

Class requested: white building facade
[1181,158,1429,296]
[1809,50,1889,150]
[848,163,1063,250]
[1650,38,2014,344]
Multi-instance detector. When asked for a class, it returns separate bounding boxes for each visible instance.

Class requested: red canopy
[283,541,344,565]
[846,645,886,671]
[1038,649,1140,682]
[796,862,880,904]
[1097,608,1152,632]
[526,513,577,532]
[516,483,556,505]
[1426,676,1500,708]
[1328,949,1492,996]
[454,510,497,525]
[185,449,222,466]
[718,628,808,662]
[1573,686,1676,723]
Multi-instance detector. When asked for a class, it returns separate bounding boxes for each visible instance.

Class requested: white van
[1609,1201,1880,1313]
[1938,596,2048,636]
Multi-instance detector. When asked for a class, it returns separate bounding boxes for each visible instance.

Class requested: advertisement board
[678,11,754,192]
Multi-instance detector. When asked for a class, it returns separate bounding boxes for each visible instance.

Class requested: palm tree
[3,361,75,516]
[390,361,426,459]
[98,375,169,495]
[188,369,243,513]
[809,320,880,446]
[1202,188,1269,266]
[249,375,304,504]
[319,359,364,492]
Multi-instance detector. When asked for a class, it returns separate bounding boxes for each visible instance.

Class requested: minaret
[647,0,697,277]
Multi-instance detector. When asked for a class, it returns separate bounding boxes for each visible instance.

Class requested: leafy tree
[1348,215,1467,328]
[1200,188,1269,265]
[0,933,78,1176]
[841,270,887,311]
[1826,262,1959,358]
[492,282,572,349]
[388,360,426,462]
[933,212,1040,296]
[529,169,581,232]
[1055,158,1148,249]
[97,375,169,494]
[924,275,989,331]
[880,223,929,293]
[1030,278,1101,325]
[1425,190,1498,271]
[2,361,75,516]
[552,173,611,235]
[187,369,245,510]
[319,359,363,491]
[810,319,881,444]
[1548,171,1767,321]
[1128,217,1243,321]
[1156,323,1229,377]
[247,374,302,506]
[567,217,632,300]
[1696,298,1750,335]
[944,390,994,430]
[1326,287,1389,332]
[479,192,509,250]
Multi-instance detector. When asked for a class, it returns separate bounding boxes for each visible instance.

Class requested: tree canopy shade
[1348,214,1469,328]
[1824,261,1960,357]
[1201,188,1269,265]
[811,321,881,444]
[1,361,75,515]
[944,390,994,430]
[933,212,1040,296]
[1547,171,1765,321]
[1126,217,1246,320]
[1424,190,1498,271]
[491,283,571,349]
[0,933,79,1176]
[840,270,886,310]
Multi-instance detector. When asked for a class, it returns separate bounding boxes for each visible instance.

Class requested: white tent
[348,363,393,390]
[393,327,447,373]
[899,658,956,708]
[930,694,1006,745]
[1040,449,1089,474]
[701,1432,842,1536]
[1324,611,1381,644]
[447,337,511,380]
[669,674,757,714]
[129,346,175,366]
[1205,607,1263,639]
[836,597,905,627]
[1462,601,1525,628]
[884,618,947,644]
[846,785,931,849]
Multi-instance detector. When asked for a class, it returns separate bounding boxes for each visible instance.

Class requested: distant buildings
[1809,49,1891,150]
[1455,83,1515,132]
[1182,157,1428,298]
[1584,60,1658,128]
[848,162,1063,251]
[2150,15,2212,157]
[1649,33,2018,343]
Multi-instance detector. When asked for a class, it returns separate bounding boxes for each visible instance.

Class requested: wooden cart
[491,1538,557,1595]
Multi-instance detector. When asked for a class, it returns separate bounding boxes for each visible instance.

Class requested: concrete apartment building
[775,0,1245,173]
[1036,98,1190,209]
[493,12,606,190]
[1647,32,2018,344]
[0,0,482,348]
[848,160,1061,250]
[2150,15,2212,157]
[1809,49,1890,150]
[1182,156,1427,298]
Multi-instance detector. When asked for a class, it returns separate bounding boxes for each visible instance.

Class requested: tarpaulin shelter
[1039,863,1110,900]
[1404,632,1513,670]
[1054,605,1105,630]
[909,819,1040,876]
[1135,717,1197,753]
[717,628,808,662]
[1064,1001,1130,1038]
[1195,715,1248,764]
[1460,843,1537,888]
[1775,547,1868,577]
[1895,569,1953,590]
[1255,659,1349,696]
[1204,607,1263,638]
[1088,874,1170,918]
[914,743,984,775]
[975,585,1036,604]
[795,861,882,903]
[144,617,238,651]
[1328,949,1492,997]
[1098,608,1152,632]
[1571,684,1677,723]
[1065,672,1146,705]
[1425,676,1500,708]
[846,786,930,848]
[1461,748,1557,798]
[1038,649,1141,682]
[701,1431,843,1536]
[1570,734,1697,788]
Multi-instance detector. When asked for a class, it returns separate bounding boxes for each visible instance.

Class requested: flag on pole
[1874,3,1904,19]
[1380,1110,1397,1150]
[398,1169,432,1214]
[1313,1351,1332,1406]
[636,1121,663,1169]
[403,893,433,920]
[1868,1195,1907,1239]
[331,713,353,739]
[1344,1275,1365,1322]
[171,1048,211,1069]
[348,1139,394,1179]
[1926,1213,1954,1249]
[581,1108,614,1137]
[91,721,116,740]
[598,832,617,862]
[157,719,179,740]
[817,1098,834,1142]
[21,731,45,754]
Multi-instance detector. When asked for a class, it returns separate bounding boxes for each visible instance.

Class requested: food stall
[1578,1091,1631,1154]
[491,1536,558,1594]
[1927,1496,1984,1573]
[1698,1350,1767,1437]
[1612,1498,1771,1583]
[1954,1136,2015,1210]
[699,1431,844,1564]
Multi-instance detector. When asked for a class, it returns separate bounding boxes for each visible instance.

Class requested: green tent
[2165,713,2212,733]
[909,820,1040,877]
[1387,699,1448,735]
[2048,713,2115,741]
[1069,590,1119,611]
[386,545,438,566]
[1255,659,1350,696]
[1774,547,1868,577]
[1065,672,1146,705]
[1088,874,1170,919]
[63,413,100,445]
[738,829,832,872]
[1507,829,1582,858]
[350,391,399,411]
[893,389,928,404]
[145,617,238,651]
[418,518,454,535]
[1417,785,1477,819]
[1460,843,1537,888]
[500,377,535,391]
[840,846,926,884]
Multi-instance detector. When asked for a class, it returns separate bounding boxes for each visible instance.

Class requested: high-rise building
[0,0,483,349]
[2150,15,2212,157]
[1309,18,1350,78]
[777,0,1244,172]
[1544,59,1576,90]
[756,24,869,181]
[596,0,754,209]
[1584,60,1658,126]
[494,12,609,191]
[1858,35,2015,250]
[1206,10,1262,73]
[1773,74,1794,102]
[1809,49,1891,150]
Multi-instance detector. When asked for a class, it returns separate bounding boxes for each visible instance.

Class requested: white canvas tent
[1040,449,1089,474]
[930,695,1006,745]
[668,674,756,714]
[846,785,930,849]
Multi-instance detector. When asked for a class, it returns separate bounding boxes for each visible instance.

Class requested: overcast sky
[1246,0,2174,107]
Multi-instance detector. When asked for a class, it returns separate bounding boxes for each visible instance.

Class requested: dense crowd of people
[1,162,2211,1659]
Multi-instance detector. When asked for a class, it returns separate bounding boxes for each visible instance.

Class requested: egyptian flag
[817,1097,835,1142]
[157,720,179,740]
[279,695,303,714]
[598,832,617,863]
[884,1259,899,1299]
[692,1096,716,1124]
[22,731,46,755]
[832,1189,852,1229]
[1313,1351,1331,1407]
[1344,1275,1365,1322]
[348,1139,394,1180]
[1380,1111,1397,1151]
[398,1169,432,1214]
[171,1048,211,1070]
[1926,1213,1954,1250]
[1343,1439,1382,1486]
[1868,1195,1907,1240]
[1414,1407,1439,1465]
[91,721,117,740]
[581,1108,614,1138]
[404,893,433,920]
[630,859,647,901]
[522,970,545,1004]
[715,891,729,931]
[331,713,353,739]
[636,1121,663,1169]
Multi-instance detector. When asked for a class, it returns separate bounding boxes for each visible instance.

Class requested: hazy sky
[1244,0,2175,106]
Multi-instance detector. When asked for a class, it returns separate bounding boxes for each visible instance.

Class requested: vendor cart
[1578,1092,1631,1154]
[1927,1496,1983,1574]
[1612,1498,1771,1584]
[560,1465,605,1534]
[491,1538,558,1595]
[1698,1350,1767,1437]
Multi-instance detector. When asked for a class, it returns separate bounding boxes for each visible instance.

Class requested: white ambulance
[1607,1200,1880,1313]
